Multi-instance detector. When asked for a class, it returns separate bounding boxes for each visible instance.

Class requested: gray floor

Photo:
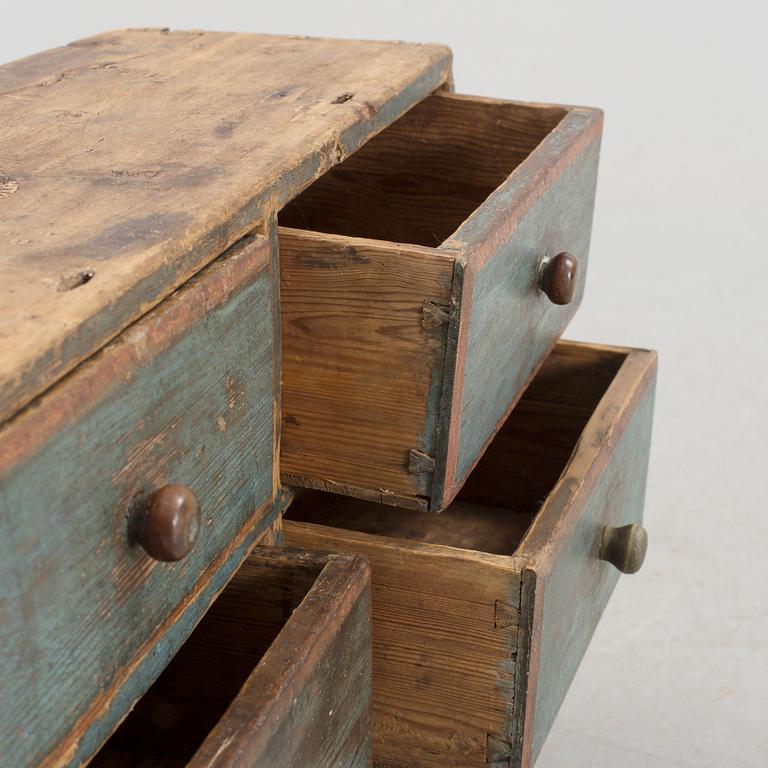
[5,2,766,765]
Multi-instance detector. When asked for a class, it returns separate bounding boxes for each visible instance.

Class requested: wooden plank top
[0,29,451,423]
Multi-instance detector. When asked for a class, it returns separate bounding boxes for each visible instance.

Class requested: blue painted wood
[0,236,277,767]
[284,342,656,768]
[74,496,286,767]
[512,349,657,766]
[445,117,602,504]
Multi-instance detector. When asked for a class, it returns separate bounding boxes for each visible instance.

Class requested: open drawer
[279,91,603,512]
[90,548,372,768]
[284,340,657,768]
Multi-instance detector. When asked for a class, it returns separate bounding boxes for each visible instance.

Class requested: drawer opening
[91,553,327,767]
[285,343,626,555]
[279,92,567,247]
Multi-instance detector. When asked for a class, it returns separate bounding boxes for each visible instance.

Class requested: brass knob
[599,523,648,574]
[538,251,579,305]
[129,484,201,562]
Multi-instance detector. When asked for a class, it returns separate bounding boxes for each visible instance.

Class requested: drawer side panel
[284,521,521,768]
[279,228,454,503]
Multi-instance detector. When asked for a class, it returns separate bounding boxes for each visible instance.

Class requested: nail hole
[58,270,95,291]
[0,175,19,198]
[332,92,353,104]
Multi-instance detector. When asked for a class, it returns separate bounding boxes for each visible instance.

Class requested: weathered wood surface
[284,341,657,767]
[0,28,451,424]
[279,227,454,505]
[0,236,278,767]
[279,93,602,511]
[511,343,657,767]
[93,547,373,768]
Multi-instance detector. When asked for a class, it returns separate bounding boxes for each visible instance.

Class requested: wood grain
[0,28,451,424]
[284,340,657,767]
[280,92,565,247]
[279,227,455,500]
[440,108,604,508]
[284,516,521,768]
[92,547,372,768]
[0,236,277,767]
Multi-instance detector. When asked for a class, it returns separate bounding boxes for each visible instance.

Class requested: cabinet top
[0,29,450,423]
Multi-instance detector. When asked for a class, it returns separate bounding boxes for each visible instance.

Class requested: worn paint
[445,133,602,503]
[0,239,277,767]
[285,342,656,768]
[510,350,657,766]
[70,496,289,767]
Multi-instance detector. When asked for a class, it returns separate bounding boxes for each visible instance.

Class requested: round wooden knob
[599,523,648,574]
[538,251,579,305]
[130,484,201,562]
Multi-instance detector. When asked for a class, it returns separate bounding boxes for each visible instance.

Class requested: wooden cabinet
[284,341,656,768]
[280,93,602,511]
[90,548,373,768]
[0,28,655,768]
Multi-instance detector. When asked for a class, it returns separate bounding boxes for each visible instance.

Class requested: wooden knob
[538,251,579,305]
[599,523,648,574]
[129,484,201,562]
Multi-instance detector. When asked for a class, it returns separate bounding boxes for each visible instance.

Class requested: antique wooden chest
[0,27,654,768]
[0,28,448,766]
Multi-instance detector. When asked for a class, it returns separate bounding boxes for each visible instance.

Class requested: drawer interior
[285,342,626,554]
[279,92,566,247]
[91,552,327,767]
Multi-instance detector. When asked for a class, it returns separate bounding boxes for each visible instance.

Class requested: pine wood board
[0,28,451,424]
[279,227,455,504]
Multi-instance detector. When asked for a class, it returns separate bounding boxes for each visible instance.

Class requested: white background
[3,2,767,766]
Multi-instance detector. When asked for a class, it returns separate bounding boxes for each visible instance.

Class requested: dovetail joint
[422,300,450,330]
[408,449,435,475]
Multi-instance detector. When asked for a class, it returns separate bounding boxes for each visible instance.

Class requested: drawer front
[284,341,656,768]
[512,349,656,766]
[92,548,372,768]
[438,104,603,507]
[0,236,278,767]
